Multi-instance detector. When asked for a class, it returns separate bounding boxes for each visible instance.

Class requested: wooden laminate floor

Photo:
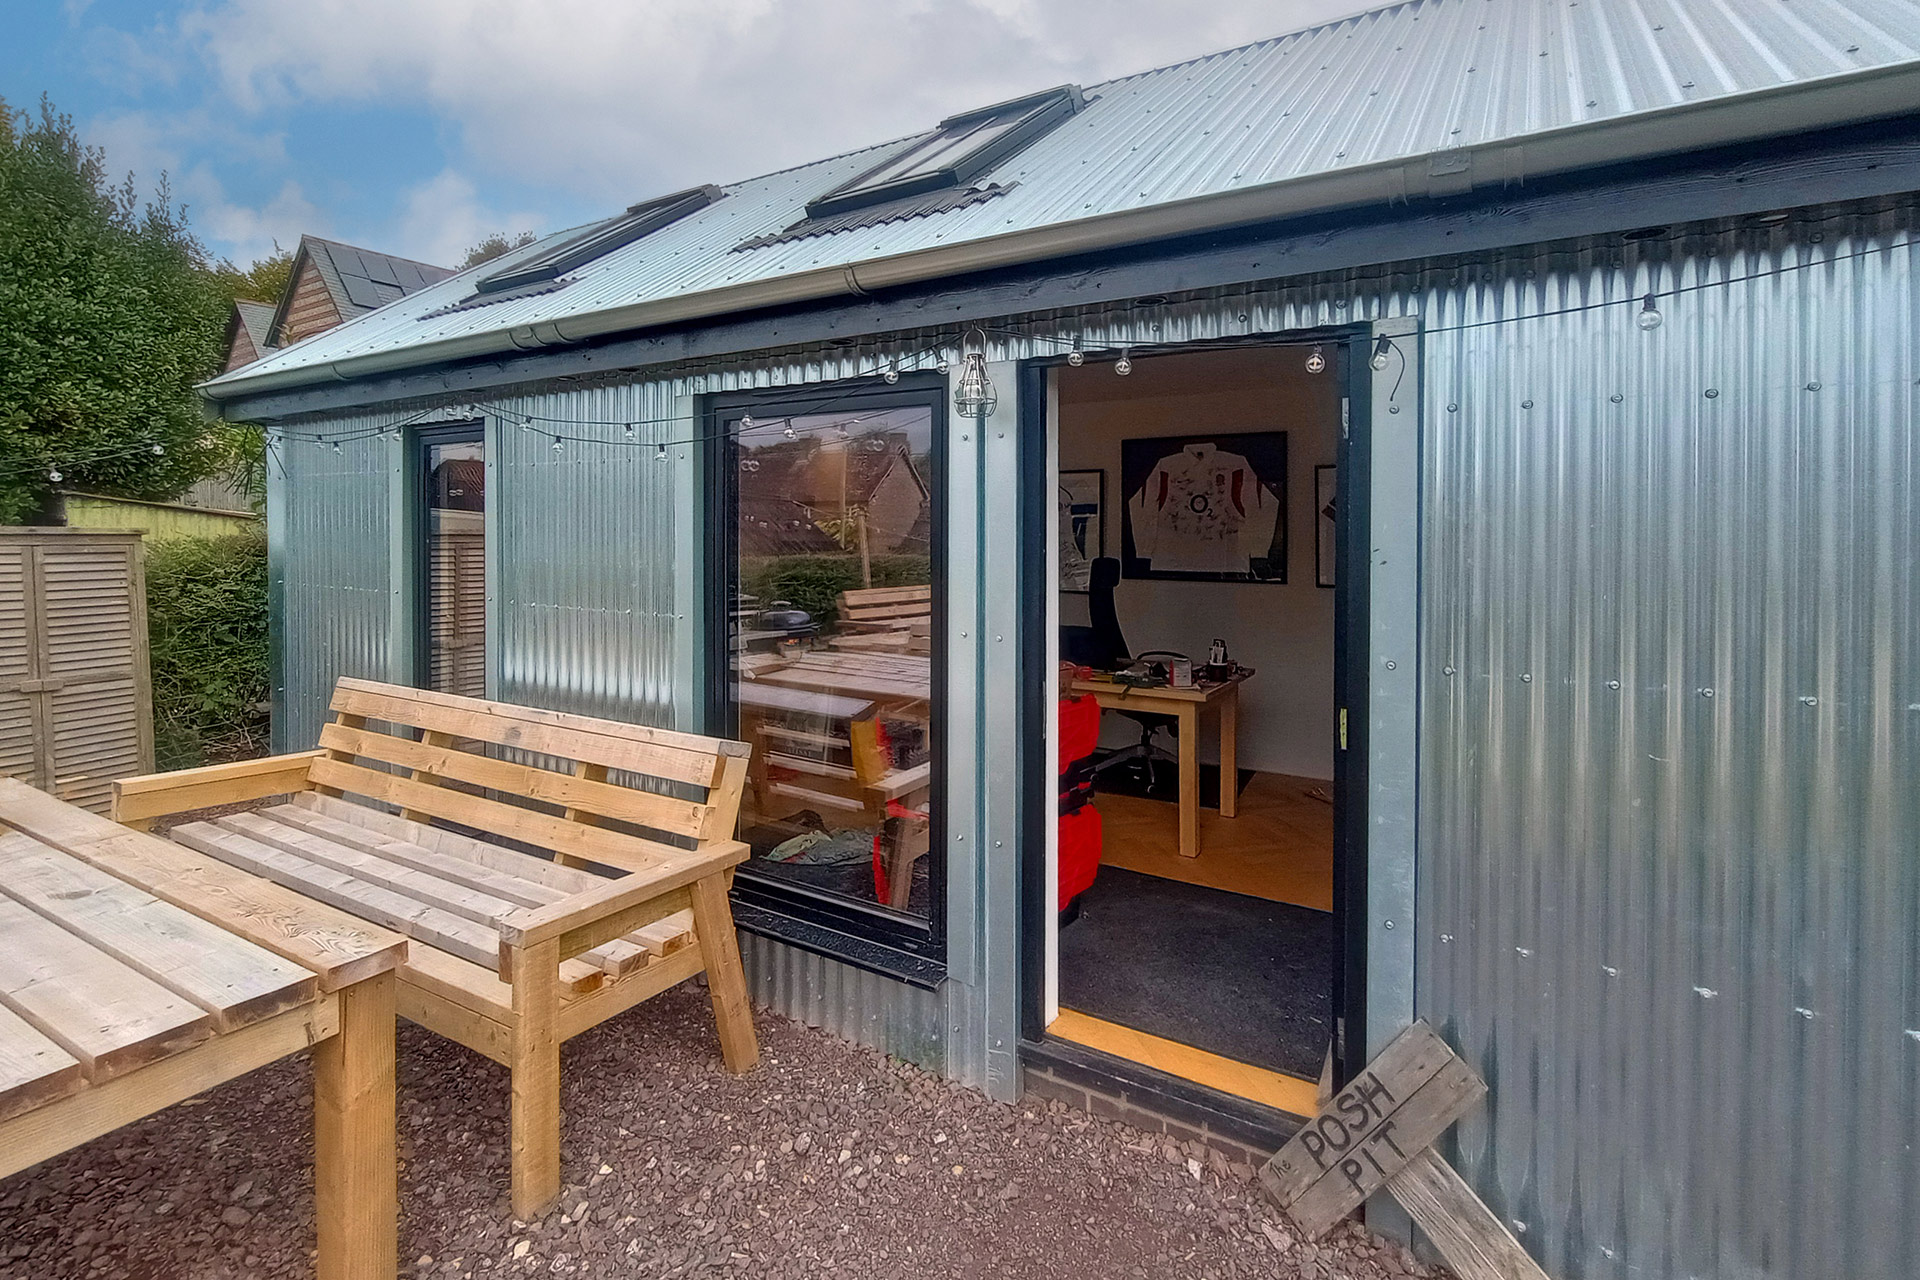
[1095,770,1334,912]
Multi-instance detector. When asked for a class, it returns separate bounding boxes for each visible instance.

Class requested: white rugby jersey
[1127,442,1280,575]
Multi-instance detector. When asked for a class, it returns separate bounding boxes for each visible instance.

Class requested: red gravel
[0,984,1444,1280]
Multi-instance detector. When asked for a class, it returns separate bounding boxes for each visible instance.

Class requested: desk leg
[314,973,397,1280]
[1178,703,1200,858]
[1218,686,1239,820]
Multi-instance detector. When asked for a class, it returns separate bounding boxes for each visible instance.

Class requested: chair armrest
[494,840,748,979]
[112,751,323,827]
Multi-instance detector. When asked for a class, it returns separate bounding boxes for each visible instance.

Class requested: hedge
[741,554,930,631]
[145,528,269,768]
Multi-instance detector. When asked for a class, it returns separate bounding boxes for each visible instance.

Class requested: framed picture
[1119,431,1287,583]
[1058,469,1105,592]
[1315,464,1337,588]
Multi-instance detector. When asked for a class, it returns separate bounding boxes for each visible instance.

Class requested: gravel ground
[0,984,1446,1280]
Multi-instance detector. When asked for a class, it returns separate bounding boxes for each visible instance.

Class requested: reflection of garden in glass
[729,406,939,919]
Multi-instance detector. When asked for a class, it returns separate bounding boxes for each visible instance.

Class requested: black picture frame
[1315,463,1338,588]
[1119,430,1288,583]
[1058,469,1105,593]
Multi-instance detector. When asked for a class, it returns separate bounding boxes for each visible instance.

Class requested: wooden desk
[0,779,406,1280]
[1069,672,1251,860]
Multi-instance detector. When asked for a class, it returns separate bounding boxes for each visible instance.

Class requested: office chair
[1060,557,1180,787]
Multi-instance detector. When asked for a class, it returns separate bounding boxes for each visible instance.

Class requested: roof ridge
[300,232,452,274]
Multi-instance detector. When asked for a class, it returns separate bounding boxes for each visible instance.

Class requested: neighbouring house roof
[203,0,1920,401]
[738,436,928,556]
[265,235,454,348]
[221,299,279,372]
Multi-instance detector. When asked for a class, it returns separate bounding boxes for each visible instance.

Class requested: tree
[461,230,537,269]
[0,96,235,523]
[211,245,296,307]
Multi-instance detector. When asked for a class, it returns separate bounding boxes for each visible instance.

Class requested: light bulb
[551,436,564,453]
[331,441,343,454]
[740,414,755,429]
[655,443,669,462]
[623,424,635,439]
[1067,347,1085,366]
[1370,335,1393,371]
[836,423,851,440]
[783,424,797,440]
[151,443,166,455]
[48,469,62,482]
[937,358,951,375]
[1114,349,1133,376]
[1305,346,1327,375]
[1637,294,1663,330]
[882,367,899,384]
[953,350,997,417]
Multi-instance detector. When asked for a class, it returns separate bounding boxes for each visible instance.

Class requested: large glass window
[716,394,943,946]
[420,427,486,697]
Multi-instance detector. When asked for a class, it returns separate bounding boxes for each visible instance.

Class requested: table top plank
[0,776,406,991]
[0,831,318,1033]
[1070,670,1252,705]
[0,999,84,1124]
[0,896,212,1083]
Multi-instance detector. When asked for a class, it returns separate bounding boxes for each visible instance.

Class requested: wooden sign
[1260,1021,1551,1280]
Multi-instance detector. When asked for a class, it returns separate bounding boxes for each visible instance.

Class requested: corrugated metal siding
[207,0,1920,390]
[1416,206,1920,1279]
[264,189,1919,1278]
[269,426,396,750]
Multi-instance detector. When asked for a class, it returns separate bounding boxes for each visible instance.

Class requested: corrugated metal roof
[207,0,1920,395]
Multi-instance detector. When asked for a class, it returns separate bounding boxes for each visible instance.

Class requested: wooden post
[509,938,562,1218]
[312,973,397,1280]
[1176,703,1200,858]
[1217,684,1239,819]
[689,874,758,1073]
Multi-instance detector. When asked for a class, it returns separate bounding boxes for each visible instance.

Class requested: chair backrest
[308,678,751,874]
[1085,557,1130,667]
[836,584,932,626]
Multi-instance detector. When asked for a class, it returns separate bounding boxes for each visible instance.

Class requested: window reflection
[729,407,938,918]
[425,438,485,698]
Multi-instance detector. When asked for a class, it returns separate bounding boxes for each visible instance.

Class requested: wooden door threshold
[1049,1008,1320,1118]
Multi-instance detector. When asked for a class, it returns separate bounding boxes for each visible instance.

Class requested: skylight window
[475,184,722,295]
[805,85,1083,220]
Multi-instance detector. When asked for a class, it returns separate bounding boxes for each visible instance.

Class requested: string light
[1114,348,1133,376]
[551,435,565,453]
[1637,294,1664,331]
[953,328,996,418]
[882,365,900,384]
[1305,345,1327,374]
[48,469,62,483]
[1067,343,1084,366]
[1370,335,1394,371]
[150,443,166,456]
[740,414,755,429]
[655,443,669,462]
[783,423,797,440]
[623,423,635,439]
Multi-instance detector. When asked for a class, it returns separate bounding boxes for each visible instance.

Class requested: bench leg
[509,939,562,1219]
[313,971,397,1280]
[690,874,759,1074]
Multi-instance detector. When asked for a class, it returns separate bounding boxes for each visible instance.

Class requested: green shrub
[145,529,269,768]
[742,554,930,630]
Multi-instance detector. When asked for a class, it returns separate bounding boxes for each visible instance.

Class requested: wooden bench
[110,677,758,1218]
[834,584,932,649]
[0,778,406,1280]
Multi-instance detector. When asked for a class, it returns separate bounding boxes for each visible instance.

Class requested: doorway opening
[1032,341,1358,1117]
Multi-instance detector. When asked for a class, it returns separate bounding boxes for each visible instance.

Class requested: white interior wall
[1056,346,1340,780]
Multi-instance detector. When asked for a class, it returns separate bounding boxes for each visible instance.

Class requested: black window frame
[805,86,1082,220]
[702,375,950,972]
[411,420,487,693]
[475,184,722,295]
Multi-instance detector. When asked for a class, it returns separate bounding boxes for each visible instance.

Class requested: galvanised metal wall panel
[485,384,684,727]
[267,422,395,751]
[1415,204,1919,1279]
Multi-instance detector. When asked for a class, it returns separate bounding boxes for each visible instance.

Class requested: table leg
[1218,685,1239,819]
[1178,703,1200,858]
[313,972,397,1280]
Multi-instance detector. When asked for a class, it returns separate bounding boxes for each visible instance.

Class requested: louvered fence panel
[0,530,152,811]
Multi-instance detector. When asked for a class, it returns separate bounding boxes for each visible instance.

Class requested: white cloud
[392,168,545,268]
[177,0,1376,205]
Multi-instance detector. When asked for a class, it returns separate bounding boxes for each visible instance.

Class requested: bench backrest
[308,678,750,875]
[836,584,932,626]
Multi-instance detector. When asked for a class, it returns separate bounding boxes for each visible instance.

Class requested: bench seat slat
[170,823,603,993]
[0,993,85,1122]
[289,793,603,893]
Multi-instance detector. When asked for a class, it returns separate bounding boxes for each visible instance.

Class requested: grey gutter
[202,60,1920,403]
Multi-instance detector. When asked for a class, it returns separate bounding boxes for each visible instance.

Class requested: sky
[4,1,1377,273]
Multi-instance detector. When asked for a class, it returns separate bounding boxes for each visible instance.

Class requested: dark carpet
[1058,866,1332,1080]
[1092,760,1255,811]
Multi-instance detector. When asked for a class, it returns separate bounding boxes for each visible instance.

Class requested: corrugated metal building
[204,2,1920,1276]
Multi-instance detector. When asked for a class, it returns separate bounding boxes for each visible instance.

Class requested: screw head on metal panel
[1700,688,1715,698]
[1610,393,1623,403]
[1447,403,1458,413]
[1799,695,1817,705]
[1384,660,1396,670]
[1608,679,1621,690]
[1521,399,1533,409]
[1443,665,1455,676]
[1805,382,1821,392]
[1521,673,1532,682]
[1389,405,1400,414]
[1704,388,1719,399]
[1383,919,1394,930]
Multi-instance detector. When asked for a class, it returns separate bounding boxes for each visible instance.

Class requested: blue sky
[6,1,1369,272]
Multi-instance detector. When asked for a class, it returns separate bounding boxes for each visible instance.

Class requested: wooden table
[1069,671,1252,860]
[0,778,406,1280]
[747,651,931,712]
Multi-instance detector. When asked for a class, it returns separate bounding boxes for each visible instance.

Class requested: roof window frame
[474,184,723,295]
[805,85,1083,220]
